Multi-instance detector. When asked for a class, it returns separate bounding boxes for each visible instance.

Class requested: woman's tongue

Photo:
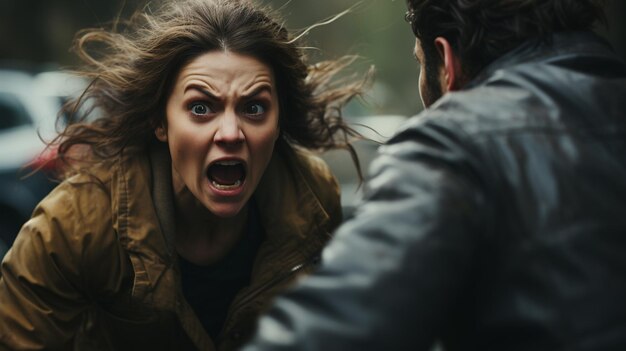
[209,163,244,187]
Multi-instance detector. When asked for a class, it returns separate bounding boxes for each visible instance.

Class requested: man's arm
[244,118,490,350]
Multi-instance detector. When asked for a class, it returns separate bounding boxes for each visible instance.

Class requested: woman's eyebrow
[184,84,221,101]
[184,84,272,100]
[242,86,273,100]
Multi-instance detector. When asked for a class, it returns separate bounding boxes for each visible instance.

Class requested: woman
[0,0,367,349]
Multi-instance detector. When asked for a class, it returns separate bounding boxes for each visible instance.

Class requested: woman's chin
[205,201,248,219]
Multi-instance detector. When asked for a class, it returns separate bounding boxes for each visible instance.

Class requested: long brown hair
[56,0,369,177]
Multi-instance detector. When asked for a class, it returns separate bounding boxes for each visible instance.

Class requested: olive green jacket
[0,142,341,350]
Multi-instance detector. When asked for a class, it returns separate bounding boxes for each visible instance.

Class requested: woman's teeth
[215,160,240,166]
[211,180,242,190]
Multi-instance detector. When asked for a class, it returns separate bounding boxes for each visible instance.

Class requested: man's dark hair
[405,0,607,80]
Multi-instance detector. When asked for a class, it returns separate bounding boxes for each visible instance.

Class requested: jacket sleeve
[0,181,110,350]
[243,117,490,350]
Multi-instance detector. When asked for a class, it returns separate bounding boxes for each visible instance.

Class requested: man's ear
[155,125,168,142]
[434,37,463,92]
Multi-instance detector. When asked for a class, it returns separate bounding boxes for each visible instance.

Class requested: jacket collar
[254,140,333,257]
[467,31,619,89]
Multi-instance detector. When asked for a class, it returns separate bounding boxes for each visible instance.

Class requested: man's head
[405,0,606,107]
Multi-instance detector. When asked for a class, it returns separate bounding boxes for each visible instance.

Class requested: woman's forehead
[173,51,276,97]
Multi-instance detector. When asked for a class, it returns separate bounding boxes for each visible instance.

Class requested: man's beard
[422,60,444,108]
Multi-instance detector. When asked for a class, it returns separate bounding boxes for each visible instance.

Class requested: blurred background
[0,0,421,114]
[1,0,625,257]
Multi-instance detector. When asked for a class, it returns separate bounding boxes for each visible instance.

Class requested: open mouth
[207,160,246,190]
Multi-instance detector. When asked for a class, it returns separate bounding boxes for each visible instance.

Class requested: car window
[0,92,31,130]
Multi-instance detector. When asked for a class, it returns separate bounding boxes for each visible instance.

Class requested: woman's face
[157,51,280,218]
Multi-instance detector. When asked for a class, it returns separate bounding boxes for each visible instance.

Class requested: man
[243,0,626,349]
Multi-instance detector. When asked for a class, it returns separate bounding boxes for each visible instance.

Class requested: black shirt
[179,200,263,340]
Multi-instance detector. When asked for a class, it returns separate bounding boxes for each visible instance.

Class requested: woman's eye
[190,103,211,116]
[244,103,266,117]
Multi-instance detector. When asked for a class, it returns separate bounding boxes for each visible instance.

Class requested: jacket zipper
[230,252,320,313]
[219,251,322,340]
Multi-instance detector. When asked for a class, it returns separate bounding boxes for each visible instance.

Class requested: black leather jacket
[243,31,626,351]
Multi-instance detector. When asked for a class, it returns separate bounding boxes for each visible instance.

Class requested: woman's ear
[155,125,168,142]
[434,37,463,92]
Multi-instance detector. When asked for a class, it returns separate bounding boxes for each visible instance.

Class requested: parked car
[0,68,86,258]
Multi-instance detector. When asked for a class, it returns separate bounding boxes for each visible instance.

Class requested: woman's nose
[214,110,244,146]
